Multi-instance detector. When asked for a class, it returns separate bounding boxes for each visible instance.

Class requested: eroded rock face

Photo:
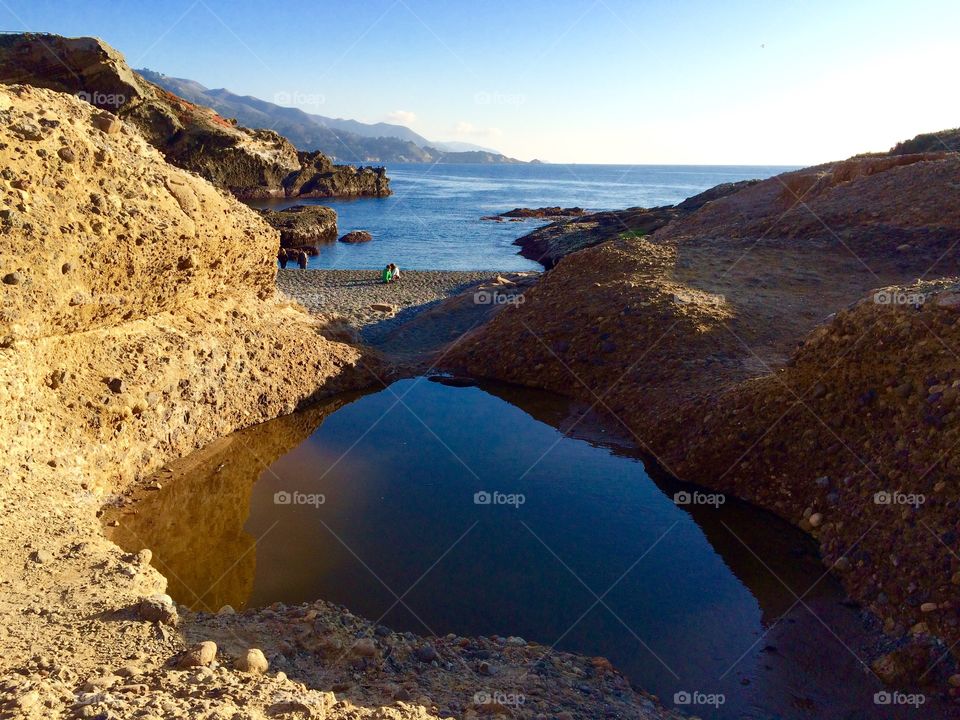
[0,85,278,340]
[0,34,390,200]
[0,84,389,719]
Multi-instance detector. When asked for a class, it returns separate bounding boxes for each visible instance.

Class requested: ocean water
[252,163,795,270]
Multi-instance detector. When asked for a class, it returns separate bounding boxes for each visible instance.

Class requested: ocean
[253,163,796,271]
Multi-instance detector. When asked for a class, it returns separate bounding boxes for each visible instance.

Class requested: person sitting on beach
[381,264,393,284]
[389,263,401,281]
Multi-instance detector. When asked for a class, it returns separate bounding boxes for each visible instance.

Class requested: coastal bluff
[0,33,390,200]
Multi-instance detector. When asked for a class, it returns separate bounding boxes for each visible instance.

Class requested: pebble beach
[276,268,532,344]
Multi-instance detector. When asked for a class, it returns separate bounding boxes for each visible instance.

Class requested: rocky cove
[1,31,960,720]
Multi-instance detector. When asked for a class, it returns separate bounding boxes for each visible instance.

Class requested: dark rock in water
[258,205,337,250]
[339,230,373,244]
[429,376,478,388]
[500,207,588,219]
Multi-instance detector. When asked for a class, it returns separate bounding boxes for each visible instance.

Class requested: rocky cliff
[0,84,392,718]
[444,145,960,691]
[0,33,390,200]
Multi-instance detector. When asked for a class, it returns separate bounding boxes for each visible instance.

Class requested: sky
[2,0,958,164]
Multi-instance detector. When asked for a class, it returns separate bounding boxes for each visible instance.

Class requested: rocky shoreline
[0,34,391,201]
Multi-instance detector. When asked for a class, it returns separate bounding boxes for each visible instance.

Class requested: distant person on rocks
[389,263,401,281]
[297,250,308,270]
[278,248,288,269]
[381,264,393,283]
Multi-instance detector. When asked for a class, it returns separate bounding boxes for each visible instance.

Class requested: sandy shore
[277,269,538,345]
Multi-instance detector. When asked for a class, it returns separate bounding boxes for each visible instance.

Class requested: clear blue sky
[2,0,958,163]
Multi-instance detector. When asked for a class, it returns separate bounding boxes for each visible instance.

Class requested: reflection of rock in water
[108,395,359,611]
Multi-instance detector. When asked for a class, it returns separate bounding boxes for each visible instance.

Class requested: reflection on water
[107,397,358,612]
[108,377,930,720]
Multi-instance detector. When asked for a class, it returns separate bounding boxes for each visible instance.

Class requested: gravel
[276,269,509,344]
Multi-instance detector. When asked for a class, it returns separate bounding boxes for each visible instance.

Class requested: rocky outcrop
[485,206,588,220]
[444,146,960,689]
[0,33,390,200]
[283,151,390,198]
[889,127,960,155]
[258,205,338,251]
[514,180,758,267]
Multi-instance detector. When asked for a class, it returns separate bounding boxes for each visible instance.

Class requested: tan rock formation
[444,148,960,686]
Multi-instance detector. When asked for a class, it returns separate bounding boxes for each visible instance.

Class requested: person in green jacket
[381,265,393,283]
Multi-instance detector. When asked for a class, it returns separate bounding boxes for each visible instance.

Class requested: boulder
[138,594,179,626]
[258,205,338,249]
[178,641,217,668]
[236,648,269,674]
[338,230,373,244]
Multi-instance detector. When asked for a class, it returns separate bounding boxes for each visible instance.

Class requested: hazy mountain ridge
[138,70,523,164]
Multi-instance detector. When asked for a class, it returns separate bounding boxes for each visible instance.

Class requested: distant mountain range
[138,70,523,165]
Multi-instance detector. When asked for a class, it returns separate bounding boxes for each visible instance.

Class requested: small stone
[268,700,314,716]
[31,549,53,563]
[15,690,39,710]
[138,593,179,626]
[949,674,960,688]
[217,604,236,615]
[82,675,117,692]
[58,147,76,163]
[61,262,72,274]
[415,643,438,662]
[808,512,823,528]
[370,303,396,313]
[351,638,377,657]
[236,648,269,674]
[135,549,152,565]
[105,377,124,394]
[92,112,121,134]
[2,271,23,285]
[178,640,217,668]
[920,602,938,613]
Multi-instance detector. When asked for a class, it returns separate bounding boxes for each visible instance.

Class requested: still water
[110,377,928,719]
